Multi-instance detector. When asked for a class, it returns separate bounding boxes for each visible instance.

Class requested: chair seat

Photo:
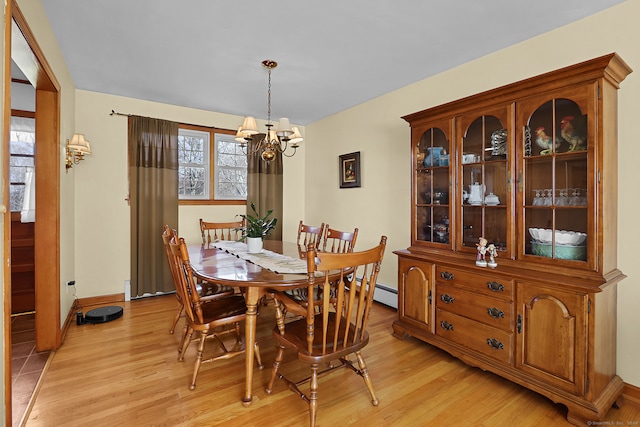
[280,284,339,306]
[281,286,319,305]
[198,281,235,297]
[271,312,369,361]
[192,294,248,329]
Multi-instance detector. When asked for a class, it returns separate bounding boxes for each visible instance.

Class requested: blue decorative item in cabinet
[423,147,444,167]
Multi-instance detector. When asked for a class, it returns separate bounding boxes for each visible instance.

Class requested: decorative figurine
[535,126,561,155]
[559,116,586,152]
[487,243,498,268]
[476,237,488,267]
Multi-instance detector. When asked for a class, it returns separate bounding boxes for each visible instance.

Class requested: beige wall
[73,90,305,299]
[305,1,640,386]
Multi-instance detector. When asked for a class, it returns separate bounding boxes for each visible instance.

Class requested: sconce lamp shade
[65,133,92,172]
[68,133,92,154]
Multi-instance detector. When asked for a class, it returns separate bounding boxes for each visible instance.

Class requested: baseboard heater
[374,283,398,309]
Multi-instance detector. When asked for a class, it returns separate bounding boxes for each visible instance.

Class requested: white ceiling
[38,0,623,125]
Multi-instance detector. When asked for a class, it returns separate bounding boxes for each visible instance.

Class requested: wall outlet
[66,280,75,294]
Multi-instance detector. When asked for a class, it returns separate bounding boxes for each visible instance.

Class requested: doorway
[9,109,36,314]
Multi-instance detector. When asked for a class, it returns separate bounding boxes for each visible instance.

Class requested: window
[178,125,246,204]
[9,115,35,212]
[178,128,210,200]
[214,133,247,200]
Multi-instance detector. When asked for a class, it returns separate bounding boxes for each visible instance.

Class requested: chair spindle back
[169,236,206,324]
[305,236,386,354]
[200,218,245,245]
[322,225,358,254]
[297,221,325,251]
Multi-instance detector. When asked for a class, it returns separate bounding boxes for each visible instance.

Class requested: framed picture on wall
[339,151,361,188]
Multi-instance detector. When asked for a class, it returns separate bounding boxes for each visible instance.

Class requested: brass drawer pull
[487,307,505,318]
[487,281,505,292]
[440,321,454,331]
[440,271,454,280]
[440,294,455,304]
[487,338,504,350]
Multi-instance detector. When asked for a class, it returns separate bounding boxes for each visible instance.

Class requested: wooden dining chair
[168,235,263,390]
[279,225,359,313]
[200,218,245,245]
[162,225,233,338]
[264,221,326,311]
[297,220,325,252]
[322,225,358,254]
[266,236,387,426]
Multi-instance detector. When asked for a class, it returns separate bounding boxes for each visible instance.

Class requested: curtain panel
[246,135,283,241]
[128,116,179,297]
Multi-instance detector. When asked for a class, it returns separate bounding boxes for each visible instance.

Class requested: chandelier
[235,60,303,161]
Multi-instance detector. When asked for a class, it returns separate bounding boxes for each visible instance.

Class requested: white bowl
[529,228,586,245]
[528,228,540,241]
[556,230,587,246]
[529,227,552,243]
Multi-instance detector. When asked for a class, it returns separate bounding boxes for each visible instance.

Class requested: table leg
[242,286,261,406]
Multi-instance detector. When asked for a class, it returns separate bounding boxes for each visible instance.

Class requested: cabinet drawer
[436,283,512,331]
[436,266,513,301]
[436,309,513,365]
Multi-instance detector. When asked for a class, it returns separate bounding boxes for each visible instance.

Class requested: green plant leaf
[236,202,277,239]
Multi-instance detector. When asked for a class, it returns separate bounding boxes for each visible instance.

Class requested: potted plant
[238,202,277,253]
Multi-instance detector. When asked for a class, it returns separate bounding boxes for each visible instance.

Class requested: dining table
[187,240,310,406]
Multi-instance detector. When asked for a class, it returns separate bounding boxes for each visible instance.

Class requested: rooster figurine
[535,126,560,155]
[560,116,586,151]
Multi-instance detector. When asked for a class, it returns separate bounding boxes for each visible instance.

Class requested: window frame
[178,124,246,206]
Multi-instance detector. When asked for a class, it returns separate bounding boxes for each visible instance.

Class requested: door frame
[3,1,61,424]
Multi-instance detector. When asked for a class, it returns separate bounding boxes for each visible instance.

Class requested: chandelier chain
[267,67,272,124]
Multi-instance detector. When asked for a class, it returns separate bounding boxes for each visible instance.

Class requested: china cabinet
[393,53,631,425]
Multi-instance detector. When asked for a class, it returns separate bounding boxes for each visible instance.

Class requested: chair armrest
[271,290,309,317]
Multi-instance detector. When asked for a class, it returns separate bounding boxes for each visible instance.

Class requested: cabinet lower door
[516,281,588,395]
[398,258,432,330]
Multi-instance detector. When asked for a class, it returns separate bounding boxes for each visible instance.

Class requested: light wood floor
[24,294,639,426]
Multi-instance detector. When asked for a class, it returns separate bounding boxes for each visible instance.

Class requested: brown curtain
[246,134,283,241]
[128,116,179,296]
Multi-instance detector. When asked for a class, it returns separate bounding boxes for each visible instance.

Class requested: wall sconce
[65,133,92,172]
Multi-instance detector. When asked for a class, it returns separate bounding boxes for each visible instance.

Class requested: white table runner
[211,240,307,274]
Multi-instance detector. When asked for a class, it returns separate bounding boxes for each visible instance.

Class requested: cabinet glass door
[415,124,451,246]
[459,107,511,256]
[519,88,592,265]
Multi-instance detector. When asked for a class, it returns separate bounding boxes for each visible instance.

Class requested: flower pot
[246,237,263,254]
